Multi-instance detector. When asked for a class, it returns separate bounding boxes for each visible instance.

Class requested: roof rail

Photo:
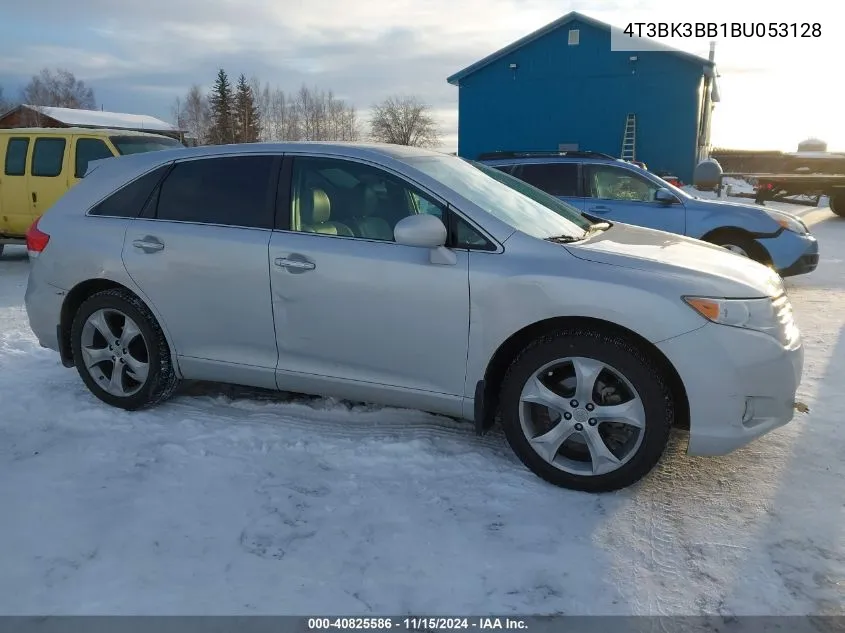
[476,150,618,161]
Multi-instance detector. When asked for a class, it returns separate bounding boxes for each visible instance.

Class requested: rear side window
[154,156,276,229]
[4,138,29,176]
[516,163,579,197]
[90,164,171,218]
[75,138,115,178]
[32,138,67,177]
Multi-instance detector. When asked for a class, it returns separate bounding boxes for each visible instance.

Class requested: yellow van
[0,128,182,256]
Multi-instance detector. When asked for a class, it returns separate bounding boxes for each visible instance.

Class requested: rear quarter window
[89,164,172,218]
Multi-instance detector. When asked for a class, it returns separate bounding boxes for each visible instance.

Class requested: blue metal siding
[455,20,704,182]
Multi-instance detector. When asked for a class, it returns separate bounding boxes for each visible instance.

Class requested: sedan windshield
[406,155,591,240]
[110,135,184,155]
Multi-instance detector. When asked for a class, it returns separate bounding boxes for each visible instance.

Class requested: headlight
[684,296,780,338]
[764,209,807,234]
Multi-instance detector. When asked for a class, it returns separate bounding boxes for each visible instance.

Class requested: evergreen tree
[208,69,235,145]
[234,74,261,143]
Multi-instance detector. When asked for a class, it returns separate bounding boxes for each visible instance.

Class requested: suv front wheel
[499,328,674,492]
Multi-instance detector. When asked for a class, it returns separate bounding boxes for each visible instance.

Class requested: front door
[122,154,281,389]
[582,164,686,234]
[269,155,470,401]
[0,136,32,236]
[27,136,70,219]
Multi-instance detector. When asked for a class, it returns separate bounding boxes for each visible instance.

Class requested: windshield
[406,155,591,239]
[110,135,183,155]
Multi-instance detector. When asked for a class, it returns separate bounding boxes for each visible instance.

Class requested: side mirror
[655,188,680,204]
[394,214,456,266]
[394,214,447,248]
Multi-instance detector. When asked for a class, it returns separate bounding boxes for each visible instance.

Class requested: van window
[32,138,66,177]
[75,138,115,178]
[4,138,29,176]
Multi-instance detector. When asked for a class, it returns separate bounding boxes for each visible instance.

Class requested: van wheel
[499,328,674,492]
[71,288,180,410]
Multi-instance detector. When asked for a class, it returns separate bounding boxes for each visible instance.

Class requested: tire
[704,232,770,265]
[831,194,845,218]
[499,328,674,492]
[71,288,180,410]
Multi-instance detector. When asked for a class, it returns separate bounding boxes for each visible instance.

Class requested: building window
[568,29,580,45]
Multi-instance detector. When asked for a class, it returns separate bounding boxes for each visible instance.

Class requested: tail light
[26,217,50,257]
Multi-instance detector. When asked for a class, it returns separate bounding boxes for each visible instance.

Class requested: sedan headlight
[764,209,807,234]
[684,296,780,338]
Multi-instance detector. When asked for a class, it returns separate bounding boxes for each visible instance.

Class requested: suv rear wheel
[71,288,180,410]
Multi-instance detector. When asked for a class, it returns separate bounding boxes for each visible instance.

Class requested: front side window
[289,157,446,243]
[585,165,660,202]
[516,162,579,197]
[75,138,115,178]
[4,138,29,176]
[154,155,276,228]
[31,138,66,177]
[406,155,590,240]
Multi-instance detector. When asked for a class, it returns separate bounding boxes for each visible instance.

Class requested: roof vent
[568,29,580,46]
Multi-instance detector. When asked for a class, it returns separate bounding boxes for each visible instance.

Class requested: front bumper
[657,322,803,456]
[759,231,819,277]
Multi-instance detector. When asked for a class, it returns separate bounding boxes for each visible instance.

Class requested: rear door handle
[132,236,165,253]
[275,256,315,272]
[31,192,37,204]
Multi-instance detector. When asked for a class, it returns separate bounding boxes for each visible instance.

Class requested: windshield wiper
[587,221,611,234]
[545,235,582,244]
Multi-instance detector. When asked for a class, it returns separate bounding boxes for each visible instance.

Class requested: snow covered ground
[1,209,844,616]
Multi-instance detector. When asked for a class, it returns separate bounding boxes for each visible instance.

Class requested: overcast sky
[0,0,836,152]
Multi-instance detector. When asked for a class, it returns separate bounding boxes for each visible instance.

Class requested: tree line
[175,68,441,148]
[1,67,442,149]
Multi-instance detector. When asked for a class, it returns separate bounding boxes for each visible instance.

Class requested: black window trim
[4,136,30,176]
[138,153,283,230]
[275,152,503,253]
[31,137,67,178]
[85,162,174,218]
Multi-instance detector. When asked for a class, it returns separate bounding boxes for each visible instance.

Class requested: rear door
[0,135,33,236]
[28,135,70,219]
[582,164,686,234]
[121,153,282,389]
[512,161,586,210]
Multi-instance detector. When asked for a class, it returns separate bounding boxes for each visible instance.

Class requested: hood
[566,223,784,297]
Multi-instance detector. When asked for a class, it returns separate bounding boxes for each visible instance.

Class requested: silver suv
[24,143,803,492]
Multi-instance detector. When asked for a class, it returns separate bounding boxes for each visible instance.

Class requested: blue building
[447,12,720,183]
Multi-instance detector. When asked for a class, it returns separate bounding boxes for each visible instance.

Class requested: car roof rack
[476,150,619,161]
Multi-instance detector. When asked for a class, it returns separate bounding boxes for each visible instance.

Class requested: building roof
[447,11,714,85]
[4,104,179,132]
[0,126,179,138]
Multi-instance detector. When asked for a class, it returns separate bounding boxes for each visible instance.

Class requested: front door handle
[275,256,315,272]
[31,191,37,204]
[132,236,165,253]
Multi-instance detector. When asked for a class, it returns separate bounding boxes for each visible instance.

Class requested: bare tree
[22,68,96,109]
[172,85,211,145]
[369,95,440,147]
[0,85,11,113]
